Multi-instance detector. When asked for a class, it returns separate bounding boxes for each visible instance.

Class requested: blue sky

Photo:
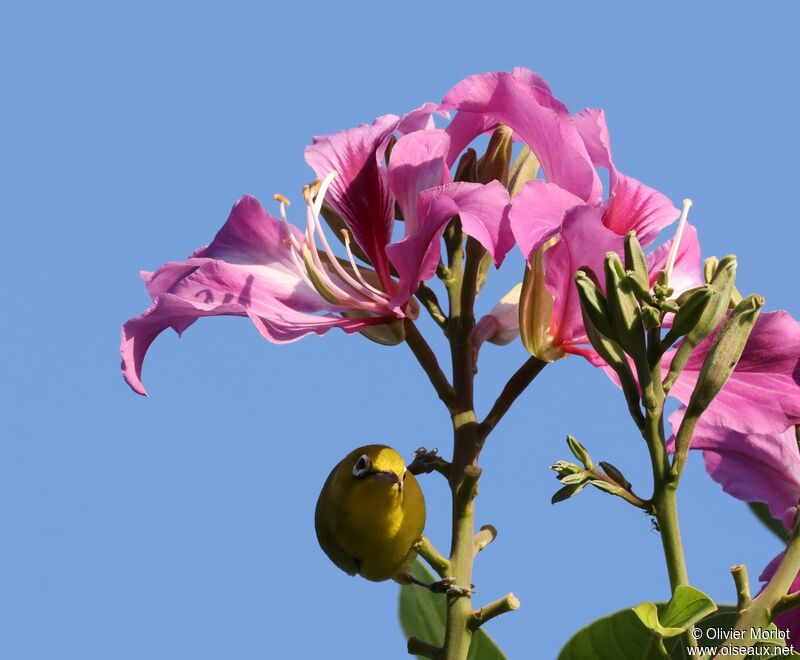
[3,1,799,658]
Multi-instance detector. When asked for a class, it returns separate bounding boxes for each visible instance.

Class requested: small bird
[315,444,426,583]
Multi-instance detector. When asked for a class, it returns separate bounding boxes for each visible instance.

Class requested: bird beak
[373,470,402,489]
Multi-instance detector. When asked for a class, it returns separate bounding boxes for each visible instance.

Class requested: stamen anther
[273,193,291,206]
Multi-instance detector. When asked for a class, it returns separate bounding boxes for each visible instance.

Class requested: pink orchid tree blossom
[122,108,510,395]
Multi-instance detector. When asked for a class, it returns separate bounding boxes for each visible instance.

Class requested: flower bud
[575,269,617,341]
[685,294,764,416]
[551,460,583,478]
[624,231,650,293]
[507,144,540,197]
[661,286,713,348]
[641,305,661,330]
[589,480,621,495]
[663,257,737,391]
[566,435,594,470]
[520,239,564,361]
[604,252,647,360]
[477,125,513,186]
[454,148,478,183]
[475,283,522,346]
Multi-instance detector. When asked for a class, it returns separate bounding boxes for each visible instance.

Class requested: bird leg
[408,575,474,597]
[408,447,451,479]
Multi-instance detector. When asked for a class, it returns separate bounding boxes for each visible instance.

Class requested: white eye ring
[352,454,371,477]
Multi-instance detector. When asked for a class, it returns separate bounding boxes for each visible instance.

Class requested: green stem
[403,319,456,410]
[653,485,690,589]
[716,525,800,659]
[479,356,547,437]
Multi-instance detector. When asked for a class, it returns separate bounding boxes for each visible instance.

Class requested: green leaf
[558,607,669,660]
[660,586,717,631]
[398,561,508,659]
[665,606,793,659]
[633,602,685,639]
[749,502,789,542]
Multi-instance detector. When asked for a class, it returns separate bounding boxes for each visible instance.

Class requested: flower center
[273,172,392,313]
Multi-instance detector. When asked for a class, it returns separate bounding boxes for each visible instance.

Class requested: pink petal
[760,554,800,647]
[508,180,584,261]
[646,223,703,296]
[671,407,800,523]
[667,311,800,435]
[305,116,397,288]
[121,260,380,396]
[572,108,679,245]
[385,180,510,311]
[387,129,452,234]
[441,71,602,204]
[543,205,623,347]
[602,173,679,246]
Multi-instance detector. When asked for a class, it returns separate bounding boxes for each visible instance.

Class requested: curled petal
[387,129,452,234]
[508,180,584,261]
[667,311,800,435]
[442,70,601,204]
[385,181,511,311]
[121,260,385,396]
[573,108,678,244]
[672,408,800,523]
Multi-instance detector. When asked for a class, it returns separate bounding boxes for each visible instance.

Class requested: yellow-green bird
[315,444,426,583]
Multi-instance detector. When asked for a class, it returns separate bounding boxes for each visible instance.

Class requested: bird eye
[352,454,371,477]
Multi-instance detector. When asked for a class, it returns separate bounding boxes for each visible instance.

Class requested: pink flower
[122,106,509,395]
[447,69,689,355]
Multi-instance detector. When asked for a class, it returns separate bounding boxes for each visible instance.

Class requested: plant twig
[415,537,449,577]
[403,319,456,410]
[479,356,547,436]
[416,283,448,330]
[468,593,521,631]
[407,637,441,659]
[473,525,497,558]
[731,564,751,611]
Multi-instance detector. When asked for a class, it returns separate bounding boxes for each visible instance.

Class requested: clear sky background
[3,1,799,658]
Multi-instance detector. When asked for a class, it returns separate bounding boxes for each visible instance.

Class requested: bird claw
[408,448,450,477]
[429,577,474,597]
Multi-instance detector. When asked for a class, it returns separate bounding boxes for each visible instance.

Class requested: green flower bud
[551,460,583,477]
[661,286,714,348]
[559,472,587,485]
[685,294,764,416]
[507,144,540,197]
[604,252,647,360]
[566,435,594,470]
[624,232,650,293]
[663,257,737,391]
[589,479,621,495]
[641,305,662,330]
[575,269,617,341]
[520,238,564,361]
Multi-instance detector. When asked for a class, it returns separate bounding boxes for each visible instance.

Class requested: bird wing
[314,467,360,576]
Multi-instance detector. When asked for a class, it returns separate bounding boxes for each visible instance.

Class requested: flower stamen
[665,198,693,283]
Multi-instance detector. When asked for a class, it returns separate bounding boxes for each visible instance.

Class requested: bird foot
[408,447,451,477]
[428,576,474,597]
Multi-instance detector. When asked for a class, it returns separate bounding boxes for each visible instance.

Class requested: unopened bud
[566,435,594,470]
[685,294,764,415]
[664,257,737,391]
[604,252,646,359]
[575,269,617,341]
[507,144,540,197]
[454,148,478,183]
[477,125,513,186]
[641,305,661,330]
[624,232,650,293]
[662,286,714,348]
[589,480,621,495]
[476,283,522,346]
[520,240,564,362]
[559,472,587,485]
